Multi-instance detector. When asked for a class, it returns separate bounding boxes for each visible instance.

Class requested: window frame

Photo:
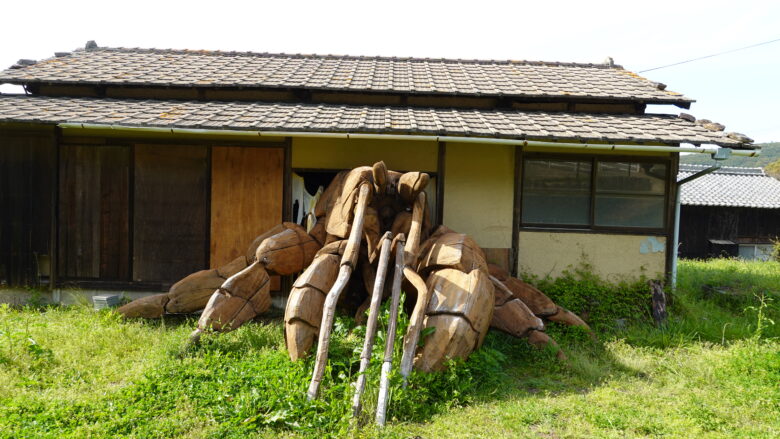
[518,152,672,234]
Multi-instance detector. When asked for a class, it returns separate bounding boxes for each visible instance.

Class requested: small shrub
[524,263,653,333]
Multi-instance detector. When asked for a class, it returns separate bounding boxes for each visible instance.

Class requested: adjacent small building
[678,164,780,260]
[0,43,759,303]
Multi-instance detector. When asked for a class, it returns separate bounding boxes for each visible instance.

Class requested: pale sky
[1,0,778,142]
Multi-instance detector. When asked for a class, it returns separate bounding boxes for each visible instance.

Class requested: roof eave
[0,78,696,107]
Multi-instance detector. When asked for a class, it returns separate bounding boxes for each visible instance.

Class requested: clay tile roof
[0,95,741,147]
[679,164,780,208]
[0,47,693,104]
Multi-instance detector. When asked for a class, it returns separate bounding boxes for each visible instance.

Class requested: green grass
[766,158,780,179]
[1,259,778,438]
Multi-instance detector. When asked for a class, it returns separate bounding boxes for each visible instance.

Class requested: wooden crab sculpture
[118,162,590,406]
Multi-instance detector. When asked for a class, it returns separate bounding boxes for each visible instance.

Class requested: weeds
[1,259,778,438]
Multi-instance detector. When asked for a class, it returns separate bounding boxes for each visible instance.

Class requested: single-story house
[0,42,760,304]
[678,164,780,260]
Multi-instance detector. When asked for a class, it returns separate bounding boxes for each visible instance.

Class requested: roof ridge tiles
[679,163,766,176]
[2,45,695,105]
[74,46,626,69]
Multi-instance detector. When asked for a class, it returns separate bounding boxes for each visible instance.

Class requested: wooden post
[376,235,405,426]
[49,127,60,294]
[650,280,667,326]
[399,267,428,382]
[436,142,446,226]
[351,232,392,418]
[399,192,429,382]
[307,183,370,401]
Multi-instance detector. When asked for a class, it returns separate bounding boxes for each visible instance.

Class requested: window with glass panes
[521,156,668,230]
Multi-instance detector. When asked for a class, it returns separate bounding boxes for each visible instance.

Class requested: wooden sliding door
[210,146,284,268]
[59,145,129,280]
[133,144,208,284]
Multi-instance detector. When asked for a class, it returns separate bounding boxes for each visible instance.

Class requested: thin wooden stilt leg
[351,232,393,418]
[376,236,405,426]
[399,267,429,382]
[307,184,371,401]
[399,192,429,383]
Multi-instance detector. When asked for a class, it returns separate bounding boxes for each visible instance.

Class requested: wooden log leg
[352,232,393,418]
[118,256,247,318]
[413,268,495,373]
[399,192,429,383]
[376,236,405,427]
[284,253,340,361]
[650,280,667,326]
[117,293,169,318]
[194,261,271,337]
[527,330,567,362]
[307,184,371,401]
[254,222,321,276]
[399,267,429,382]
[489,275,544,337]
[546,306,594,337]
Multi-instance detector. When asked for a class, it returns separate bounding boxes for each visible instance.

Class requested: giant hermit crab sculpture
[118,162,590,422]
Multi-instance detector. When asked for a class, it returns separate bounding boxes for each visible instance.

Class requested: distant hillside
[680,142,780,168]
[766,159,780,179]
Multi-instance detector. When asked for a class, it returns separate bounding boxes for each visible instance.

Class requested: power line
[638,37,780,73]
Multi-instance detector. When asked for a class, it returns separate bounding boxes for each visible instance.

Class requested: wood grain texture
[414,268,495,372]
[352,233,392,417]
[284,253,340,360]
[133,144,208,284]
[308,183,370,400]
[489,274,544,338]
[417,231,487,274]
[481,248,510,273]
[324,167,373,238]
[255,222,320,276]
[210,146,284,268]
[117,293,168,318]
[164,268,226,314]
[415,314,478,373]
[0,132,54,286]
[58,145,129,279]
[488,264,557,316]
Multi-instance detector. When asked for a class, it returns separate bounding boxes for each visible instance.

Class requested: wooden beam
[281,137,293,296]
[511,144,523,277]
[49,127,61,291]
[283,138,293,222]
[436,141,446,226]
[205,145,213,270]
[664,152,680,284]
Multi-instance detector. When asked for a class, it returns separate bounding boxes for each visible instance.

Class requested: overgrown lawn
[1,259,778,438]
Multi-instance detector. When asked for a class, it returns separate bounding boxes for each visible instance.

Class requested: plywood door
[133,144,208,283]
[210,146,284,268]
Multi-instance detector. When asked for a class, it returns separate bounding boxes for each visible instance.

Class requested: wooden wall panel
[679,206,780,258]
[58,145,130,279]
[99,149,131,279]
[210,146,284,268]
[0,131,54,286]
[133,144,208,284]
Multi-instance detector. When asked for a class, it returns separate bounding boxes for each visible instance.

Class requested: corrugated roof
[0,95,743,146]
[0,47,692,104]
[679,164,780,208]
